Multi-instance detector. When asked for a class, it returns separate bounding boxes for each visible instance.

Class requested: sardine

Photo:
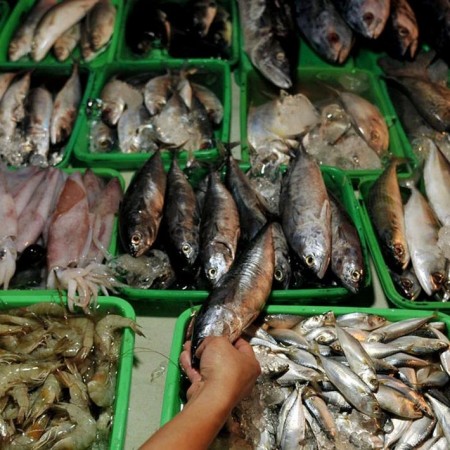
[335,312,387,330]
[329,191,364,293]
[84,0,116,51]
[375,384,423,419]
[50,65,82,146]
[404,187,446,295]
[333,0,391,39]
[31,0,99,62]
[143,73,173,116]
[118,151,167,257]
[199,171,240,286]
[294,0,354,64]
[164,158,200,268]
[280,146,331,279]
[367,159,410,271]
[367,316,434,342]
[53,23,81,62]
[191,224,274,367]
[0,73,17,104]
[425,394,450,443]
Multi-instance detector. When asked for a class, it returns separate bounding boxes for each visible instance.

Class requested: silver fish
[191,82,223,125]
[367,315,434,342]
[335,312,386,330]
[143,73,173,116]
[390,267,422,301]
[425,394,450,443]
[89,120,116,153]
[375,384,423,419]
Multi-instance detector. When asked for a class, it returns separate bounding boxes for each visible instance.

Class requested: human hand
[180,336,261,408]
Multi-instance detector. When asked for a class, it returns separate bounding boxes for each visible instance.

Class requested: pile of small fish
[380,50,450,164]
[247,77,389,170]
[0,302,142,449]
[0,65,82,168]
[88,70,222,154]
[209,310,450,449]
[0,166,123,311]
[8,0,116,62]
[125,0,232,59]
[366,148,450,302]
[112,149,365,295]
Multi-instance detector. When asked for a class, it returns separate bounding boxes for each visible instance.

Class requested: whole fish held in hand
[119,151,167,257]
[191,224,274,368]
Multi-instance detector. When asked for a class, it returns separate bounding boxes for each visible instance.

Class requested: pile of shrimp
[0,165,123,311]
[0,302,143,450]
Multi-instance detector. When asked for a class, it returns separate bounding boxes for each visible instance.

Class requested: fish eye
[351,270,361,282]
[363,12,374,26]
[274,269,284,281]
[131,233,141,245]
[398,26,409,37]
[305,255,315,267]
[432,272,445,287]
[401,279,413,289]
[393,243,405,257]
[370,130,380,142]
[207,268,217,279]
[276,52,285,62]
[182,244,192,256]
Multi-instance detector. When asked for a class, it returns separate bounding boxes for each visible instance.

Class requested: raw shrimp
[8,384,29,425]
[87,360,116,407]
[26,374,62,424]
[57,371,90,409]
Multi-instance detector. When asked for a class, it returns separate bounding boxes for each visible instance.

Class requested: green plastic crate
[359,176,450,311]
[0,64,95,168]
[6,167,124,294]
[0,1,10,31]
[117,165,372,307]
[0,293,136,450]
[160,304,450,424]
[115,0,239,67]
[0,0,123,67]
[72,59,231,170]
[239,66,418,184]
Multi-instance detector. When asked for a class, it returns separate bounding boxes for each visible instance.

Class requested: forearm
[139,387,234,450]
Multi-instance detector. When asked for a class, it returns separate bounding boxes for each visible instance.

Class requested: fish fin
[378,50,439,80]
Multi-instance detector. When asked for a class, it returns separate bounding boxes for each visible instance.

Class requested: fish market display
[0,66,83,168]
[246,75,389,170]
[202,310,450,449]
[0,301,141,449]
[113,155,366,295]
[88,70,222,154]
[8,0,116,62]
[237,0,298,89]
[380,51,450,164]
[365,149,450,302]
[0,167,123,311]
[125,0,232,59]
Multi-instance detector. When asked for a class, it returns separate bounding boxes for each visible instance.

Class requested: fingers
[233,337,255,356]
[180,341,202,384]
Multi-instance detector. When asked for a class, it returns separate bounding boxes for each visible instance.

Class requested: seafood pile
[238,0,450,87]
[112,149,365,294]
[0,66,82,168]
[210,310,450,449]
[125,0,232,59]
[380,50,450,164]
[366,148,450,302]
[0,167,123,311]
[8,0,116,63]
[247,76,389,170]
[88,70,222,154]
[0,302,141,449]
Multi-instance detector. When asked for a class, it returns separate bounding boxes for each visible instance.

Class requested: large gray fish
[191,224,274,367]
[118,151,167,257]
[199,171,240,286]
[237,0,295,89]
[31,0,99,62]
[379,53,450,132]
[225,155,269,243]
[294,0,354,64]
[381,0,419,59]
[404,187,446,296]
[143,73,173,116]
[280,146,331,279]
[8,0,57,61]
[329,191,364,293]
[50,65,82,146]
[164,158,200,268]
[367,159,410,271]
[333,0,391,39]
[84,0,116,51]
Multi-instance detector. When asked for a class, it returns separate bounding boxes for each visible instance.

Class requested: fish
[118,151,167,257]
[84,0,116,51]
[189,0,218,37]
[271,222,291,289]
[225,155,269,243]
[333,0,391,39]
[31,0,99,62]
[335,312,387,330]
[8,0,58,61]
[163,158,200,268]
[237,0,296,89]
[191,224,274,367]
[404,187,447,296]
[390,266,422,300]
[367,315,435,342]
[143,73,173,116]
[294,0,354,64]
[329,191,364,293]
[199,171,240,286]
[375,384,423,419]
[0,73,17,104]
[50,65,82,146]
[191,82,223,125]
[89,120,116,153]
[53,23,81,62]
[381,0,419,59]
[367,159,410,271]
[280,145,331,279]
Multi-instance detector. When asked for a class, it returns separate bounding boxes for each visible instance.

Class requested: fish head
[391,270,421,300]
[191,0,218,37]
[121,226,153,258]
[273,261,291,289]
[339,259,364,294]
[356,0,390,39]
[386,240,410,271]
[203,251,232,286]
[180,240,199,266]
[317,20,353,64]
[361,371,379,392]
[302,242,330,280]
